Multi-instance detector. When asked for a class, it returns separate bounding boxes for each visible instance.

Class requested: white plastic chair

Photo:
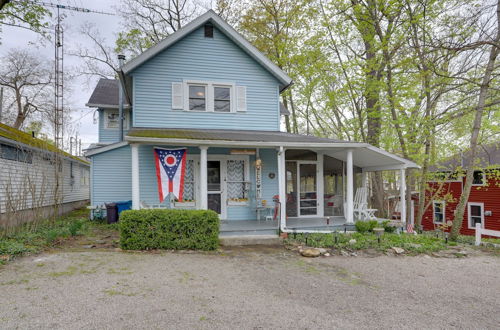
[353,187,377,221]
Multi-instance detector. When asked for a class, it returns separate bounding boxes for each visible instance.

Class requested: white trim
[121,10,293,90]
[400,168,406,224]
[467,202,485,229]
[346,149,354,224]
[199,146,208,210]
[181,80,236,113]
[85,141,129,156]
[278,147,287,231]
[85,103,131,109]
[131,144,140,210]
[432,200,445,224]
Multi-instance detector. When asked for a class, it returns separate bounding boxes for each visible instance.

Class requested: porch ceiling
[324,146,419,171]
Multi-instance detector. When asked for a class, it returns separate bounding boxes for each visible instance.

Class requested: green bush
[68,220,84,236]
[119,209,220,251]
[355,220,379,233]
[382,220,396,233]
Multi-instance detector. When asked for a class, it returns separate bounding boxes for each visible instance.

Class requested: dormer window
[204,24,213,38]
[189,85,207,111]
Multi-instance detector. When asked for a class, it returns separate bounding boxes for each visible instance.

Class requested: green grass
[0,208,91,264]
[286,232,452,254]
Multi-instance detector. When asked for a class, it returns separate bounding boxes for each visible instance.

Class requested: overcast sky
[2,0,123,149]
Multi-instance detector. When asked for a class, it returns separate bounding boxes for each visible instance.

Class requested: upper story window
[172,81,246,113]
[189,85,207,111]
[472,170,486,186]
[104,110,129,130]
[214,86,231,112]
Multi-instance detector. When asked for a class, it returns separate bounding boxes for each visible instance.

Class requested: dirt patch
[1,246,498,329]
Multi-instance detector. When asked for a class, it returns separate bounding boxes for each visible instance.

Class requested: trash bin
[105,203,118,224]
[115,200,132,215]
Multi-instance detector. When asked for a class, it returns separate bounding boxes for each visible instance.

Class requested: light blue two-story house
[85,10,418,235]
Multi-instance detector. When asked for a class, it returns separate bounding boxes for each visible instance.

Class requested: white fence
[475,223,500,246]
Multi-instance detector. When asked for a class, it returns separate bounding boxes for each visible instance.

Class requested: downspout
[118,54,126,142]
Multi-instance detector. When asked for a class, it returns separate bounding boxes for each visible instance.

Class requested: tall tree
[449,0,500,240]
[115,0,202,57]
[0,48,53,129]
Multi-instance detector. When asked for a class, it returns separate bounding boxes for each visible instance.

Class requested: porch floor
[220,217,355,236]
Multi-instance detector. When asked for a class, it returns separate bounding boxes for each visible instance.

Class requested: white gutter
[125,135,367,149]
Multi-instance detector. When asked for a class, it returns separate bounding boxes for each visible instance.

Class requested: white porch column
[278,146,286,231]
[317,152,324,217]
[346,149,354,224]
[131,143,140,210]
[199,146,208,210]
[399,168,406,224]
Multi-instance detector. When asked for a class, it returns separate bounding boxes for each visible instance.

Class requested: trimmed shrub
[355,220,379,233]
[119,209,220,251]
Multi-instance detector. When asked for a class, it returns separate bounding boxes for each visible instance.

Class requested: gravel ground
[0,247,499,329]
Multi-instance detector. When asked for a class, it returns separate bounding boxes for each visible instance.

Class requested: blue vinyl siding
[98,109,130,144]
[91,145,132,205]
[131,26,281,131]
[90,145,278,220]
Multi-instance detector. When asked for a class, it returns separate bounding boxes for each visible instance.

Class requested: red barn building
[420,142,500,235]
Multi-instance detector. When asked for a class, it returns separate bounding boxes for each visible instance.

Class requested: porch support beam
[278,146,286,231]
[346,149,354,224]
[399,168,406,224]
[199,146,208,210]
[317,152,324,217]
[131,143,140,210]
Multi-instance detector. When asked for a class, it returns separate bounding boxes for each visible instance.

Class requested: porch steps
[219,235,282,246]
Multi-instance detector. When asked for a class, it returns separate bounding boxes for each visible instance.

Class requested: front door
[298,162,318,216]
[207,160,225,218]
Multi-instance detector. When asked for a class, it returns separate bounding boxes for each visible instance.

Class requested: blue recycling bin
[115,200,132,216]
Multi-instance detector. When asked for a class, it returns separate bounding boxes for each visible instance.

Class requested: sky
[1,0,123,150]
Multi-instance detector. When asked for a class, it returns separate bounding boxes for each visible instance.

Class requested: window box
[174,201,196,208]
[228,198,249,206]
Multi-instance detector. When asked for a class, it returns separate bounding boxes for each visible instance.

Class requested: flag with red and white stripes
[154,147,187,203]
[406,223,414,234]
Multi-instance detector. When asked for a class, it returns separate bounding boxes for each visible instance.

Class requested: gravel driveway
[0,247,499,329]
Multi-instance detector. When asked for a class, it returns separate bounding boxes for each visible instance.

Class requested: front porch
[122,128,419,235]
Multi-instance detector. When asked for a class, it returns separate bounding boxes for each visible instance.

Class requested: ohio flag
[154,147,187,203]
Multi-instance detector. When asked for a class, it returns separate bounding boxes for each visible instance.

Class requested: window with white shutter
[236,86,247,112]
[172,82,184,109]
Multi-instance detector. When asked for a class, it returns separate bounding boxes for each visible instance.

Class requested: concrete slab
[219,235,283,246]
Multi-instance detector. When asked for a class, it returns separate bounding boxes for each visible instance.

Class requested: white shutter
[172,82,184,110]
[236,86,247,112]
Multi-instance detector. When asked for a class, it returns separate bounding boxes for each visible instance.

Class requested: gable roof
[121,10,293,92]
[86,78,130,108]
[430,141,500,171]
[0,123,89,165]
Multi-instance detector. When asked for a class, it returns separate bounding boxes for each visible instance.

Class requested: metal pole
[0,87,3,123]
[118,55,125,142]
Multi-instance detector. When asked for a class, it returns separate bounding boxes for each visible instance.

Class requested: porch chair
[353,187,377,221]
